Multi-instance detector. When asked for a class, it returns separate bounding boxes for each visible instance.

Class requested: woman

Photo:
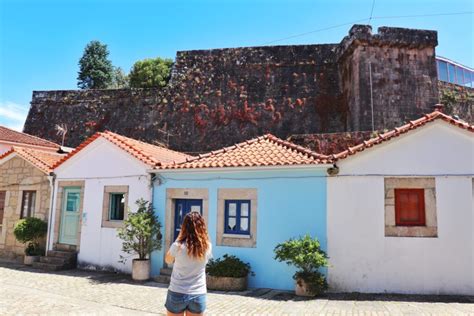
[165,211,212,316]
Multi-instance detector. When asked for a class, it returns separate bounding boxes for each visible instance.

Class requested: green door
[59,187,81,245]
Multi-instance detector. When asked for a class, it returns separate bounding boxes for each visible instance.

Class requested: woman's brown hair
[177,212,210,260]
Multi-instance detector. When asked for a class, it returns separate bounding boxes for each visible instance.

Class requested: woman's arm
[165,250,175,265]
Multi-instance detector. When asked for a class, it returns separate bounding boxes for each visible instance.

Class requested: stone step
[47,250,77,260]
[31,261,72,271]
[154,274,171,284]
[54,243,77,252]
[40,256,73,265]
[160,268,172,276]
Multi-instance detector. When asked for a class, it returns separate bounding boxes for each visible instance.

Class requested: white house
[48,131,190,272]
[327,111,474,295]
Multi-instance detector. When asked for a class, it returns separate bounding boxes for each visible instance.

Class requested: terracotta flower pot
[206,275,248,291]
[24,255,39,266]
[295,278,316,297]
[132,259,150,281]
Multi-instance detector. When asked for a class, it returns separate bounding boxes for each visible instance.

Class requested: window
[102,186,129,228]
[109,193,125,221]
[21,191,36,218]
[395,189,425,226]
[456,66,464,85]
[463,69,473,88]
[437,60,448,82]
[0,191,5,225]
[448,63,456,83]
[225,200,251,235]
[385,178,437,238]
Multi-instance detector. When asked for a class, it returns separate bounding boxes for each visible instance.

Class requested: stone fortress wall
[24,25,471,153]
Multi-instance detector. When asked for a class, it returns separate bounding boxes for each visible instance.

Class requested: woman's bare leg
[167,311,184,316]
[186,311,203,316]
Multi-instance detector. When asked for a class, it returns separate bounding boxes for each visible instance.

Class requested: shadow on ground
[1,259,473,304]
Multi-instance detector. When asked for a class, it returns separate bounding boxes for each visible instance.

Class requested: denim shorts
[165,290,207,314]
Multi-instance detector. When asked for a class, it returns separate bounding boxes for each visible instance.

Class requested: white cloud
[0,101,29,131]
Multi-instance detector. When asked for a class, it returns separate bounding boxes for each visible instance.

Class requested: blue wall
[151,168,327,290]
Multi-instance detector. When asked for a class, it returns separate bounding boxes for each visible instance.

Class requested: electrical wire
[372,12,473,19]
[159,173,474,182]
[262,18,368,45]
[368,0,376,25]
[262,11,473,45]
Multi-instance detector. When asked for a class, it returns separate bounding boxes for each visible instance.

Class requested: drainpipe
[46,172,56,255]
[149,172,156,207]
[369,61,375,132]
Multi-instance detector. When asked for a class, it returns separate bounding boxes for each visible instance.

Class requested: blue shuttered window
[224,200,251,235]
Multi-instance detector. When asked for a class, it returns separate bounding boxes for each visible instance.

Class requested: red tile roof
[0,125,59,150]
[0,147,65,173]
[53,131,192,169]
[160,134,331,169]
[331,110,474,161]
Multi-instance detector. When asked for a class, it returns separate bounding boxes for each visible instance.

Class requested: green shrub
[207,254,254,278]
[13,217,48,256]
[117,199,162,262]
[274,234,329,295]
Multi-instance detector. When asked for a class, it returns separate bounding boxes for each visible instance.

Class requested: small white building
[48,131,190,273]
[327,111,474,295]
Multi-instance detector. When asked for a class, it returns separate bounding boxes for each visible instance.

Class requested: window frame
[437,60,448,82]
[102,185,129,228]
[224,199,251,235]
[20,190,36,219]
[108,192,126,221]
[0,191,5,226]
[394,188,426,226]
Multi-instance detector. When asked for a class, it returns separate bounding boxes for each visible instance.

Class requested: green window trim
[109,193,126,221]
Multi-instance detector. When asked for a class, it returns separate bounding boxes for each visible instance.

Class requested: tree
[129,57,173,88]
[13,217,48,256]
[274,234,329,295]
[117,199,162,262]
[77,40,114,89]
[111,67,129,88]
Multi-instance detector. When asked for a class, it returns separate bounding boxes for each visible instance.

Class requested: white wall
[327,121,474,295]
[50,138,152,273]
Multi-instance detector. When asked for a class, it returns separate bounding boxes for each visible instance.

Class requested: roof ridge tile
[332,110,473,162]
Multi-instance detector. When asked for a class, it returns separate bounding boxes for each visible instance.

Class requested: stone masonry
[0,157,51,258]
[24,24,450,153]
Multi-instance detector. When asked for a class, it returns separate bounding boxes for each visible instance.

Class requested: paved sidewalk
[0,260,472,315]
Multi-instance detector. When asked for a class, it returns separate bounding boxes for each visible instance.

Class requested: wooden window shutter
[395,189,425,226]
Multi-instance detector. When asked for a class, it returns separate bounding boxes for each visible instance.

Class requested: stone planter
[24,255,39,266]
[295,278,316,297]
[132,259,150,281]
[207,275,247,291]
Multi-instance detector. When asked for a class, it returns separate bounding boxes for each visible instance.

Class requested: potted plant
[206,254,254,291]
[13,217,48,265]
[274,234,329,297]
[117,199,162,281]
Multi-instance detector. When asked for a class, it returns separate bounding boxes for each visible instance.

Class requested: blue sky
[0,0,472,131]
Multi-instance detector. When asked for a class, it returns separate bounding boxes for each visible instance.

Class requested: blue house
[150,134,332,290]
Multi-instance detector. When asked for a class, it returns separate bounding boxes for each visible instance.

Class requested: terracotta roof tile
[160,134,331,169]
[53,131,192,169]
[331,110,474,161]
[0,147,65,173]
[0,125,59,149]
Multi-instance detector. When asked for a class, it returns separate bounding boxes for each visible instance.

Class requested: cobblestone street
[0,260,473,315]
